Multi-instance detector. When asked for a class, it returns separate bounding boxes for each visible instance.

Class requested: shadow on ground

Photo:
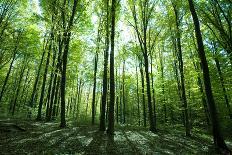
[0,119,231,155]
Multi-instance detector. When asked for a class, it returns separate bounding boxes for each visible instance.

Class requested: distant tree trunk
[45,67,54,120]
[150,55,156,127]
[107,0,116,135]
[36,40,51,121]
[66,98,70,117]
[46,47,58,121]
[74,78,81,118]
[29,39,47,108]
[85,86,91,119]
[158,49,167,123]
[52,77,60,119]
[116,68,119,124]
[12,61,27,116]
[136,65,140,126]
[191,51,210,125]
[72,78,78,117]
[139,61,146,127]
[172,3,191,136]
[188,0,230,153]
[0,44,18,103]
[106,77,110,123]
[99,0,109,132]
[92,52,98,125]
[171,38,184,125]
[116,95,119,123]
[19,68,30,105]
[122,60,126,124]
[47,49,60,121]
[214,57,232,119]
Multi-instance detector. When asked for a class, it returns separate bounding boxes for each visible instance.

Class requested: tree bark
[60,0,78,128]
[107,0,116,135]
[136,65,141,126]
[139,61,146,127]
[36,40,51,121]
[92,52,98,125]
[99,0,109,131]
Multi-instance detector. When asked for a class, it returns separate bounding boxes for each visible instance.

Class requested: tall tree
[60,0,78,128]
[172,1,191,136]
[187,0,230,153]
[130,0,156,132]
[107,0,116,135]
[100,0,110,131]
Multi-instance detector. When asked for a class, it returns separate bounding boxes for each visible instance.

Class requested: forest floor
[0,118,231,155]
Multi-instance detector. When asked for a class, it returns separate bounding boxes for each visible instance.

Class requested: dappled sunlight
[0,119,230,154]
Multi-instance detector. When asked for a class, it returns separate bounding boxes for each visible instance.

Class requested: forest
[0,0,232,154]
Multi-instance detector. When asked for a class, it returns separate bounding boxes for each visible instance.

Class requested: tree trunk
[136,65,140,126]
[0,44,18,103]
[12,61,27,116]
[36,41,51,121]
[122,60,126,124]
[143,51,156,132]
[214,57,232,119]
[139,61,146,127]
[188,0,230,153]
[52,77,60,119]
[191,51,210,125]
[99,0,109,132]
[60,0,78,128]
[92,52,98,125]
[107,0,116,135]
[46,47,58,121]
[29,39,47,108]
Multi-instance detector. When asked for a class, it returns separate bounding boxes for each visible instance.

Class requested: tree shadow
[84,131,107,155]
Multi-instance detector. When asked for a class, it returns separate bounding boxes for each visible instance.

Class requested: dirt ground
[0,119,231,155]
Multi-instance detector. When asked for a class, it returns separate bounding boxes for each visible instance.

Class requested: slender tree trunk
[116,68,119,124]
[107,0,116,135]
[29,39,47,108]
[45,68,54,120]
[60,0,78,128]
[173,4,191,136]
[46,47,58,121]
[36,41,51,121]
[191,52,210,125]
[52,77,60,119]
[144,52,156,132]
[85,86,91,119]
[150,55,157,127]
[0,47,17,103]
[214,57,232,119]
[19,68,30,106]
[140,61,146,127]
[188,0,230,152]
[12,61,26,116]
[99,0,109,131]
[92,52,98,125]
[136,65,140,126]
[122,60,126,124]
